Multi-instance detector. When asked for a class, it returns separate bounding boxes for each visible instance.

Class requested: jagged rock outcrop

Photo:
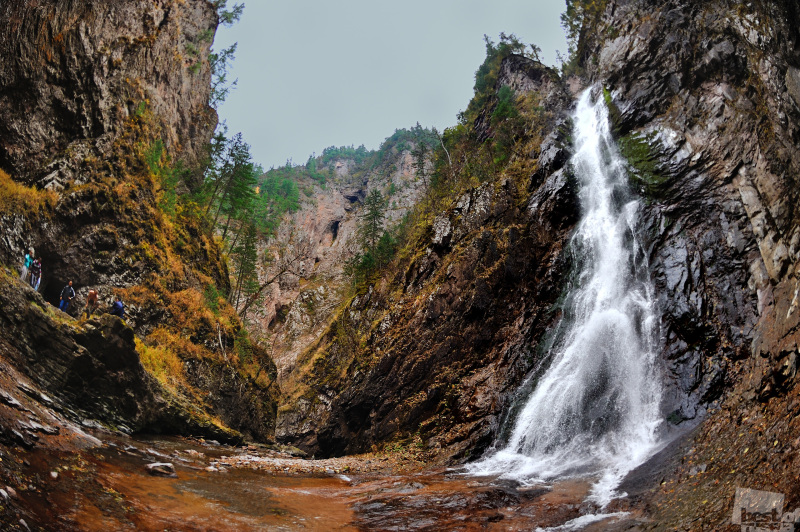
[0,0,216,189]
[475,54,571,143]
[579,0,800,525]
[278,1,800,523]
[0,273,240,442]
[277,57,578,460]
[250,148,426,382]
[0,0,279,447]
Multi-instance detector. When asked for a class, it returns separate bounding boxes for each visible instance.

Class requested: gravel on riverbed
[214,449,430,477]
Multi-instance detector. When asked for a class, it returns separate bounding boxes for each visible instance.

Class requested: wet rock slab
[144,462,177,478]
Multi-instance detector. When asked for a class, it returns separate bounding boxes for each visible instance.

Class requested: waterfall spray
[469,89,663,506]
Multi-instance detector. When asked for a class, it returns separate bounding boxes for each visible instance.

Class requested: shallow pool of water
[7,432,643,530]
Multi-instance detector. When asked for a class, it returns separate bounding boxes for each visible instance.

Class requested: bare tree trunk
[237,268,287,318]
[231,245,246,306]
[213,186,230,227]
[227,221,244,254]
[217,323,227,360]
[237,248,307,317]
[435,128,453,168]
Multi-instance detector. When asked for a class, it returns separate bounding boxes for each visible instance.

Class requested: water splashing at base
[469,89,663,506]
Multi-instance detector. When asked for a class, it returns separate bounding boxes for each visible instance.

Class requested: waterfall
[469,89,663,506]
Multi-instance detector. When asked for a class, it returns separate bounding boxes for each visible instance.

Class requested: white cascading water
[469,89,663,506]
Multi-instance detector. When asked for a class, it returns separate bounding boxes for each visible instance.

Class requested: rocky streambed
[0,427,655,531]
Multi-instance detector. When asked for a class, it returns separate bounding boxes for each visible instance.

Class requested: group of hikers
[58,280,125,319]
[66,284,125,319]
[19,248,42,291]
[57,281,125,319]
[21,247,124,319]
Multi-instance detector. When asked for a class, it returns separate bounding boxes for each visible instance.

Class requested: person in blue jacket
[20,248,33,282]
[110,295,125,318]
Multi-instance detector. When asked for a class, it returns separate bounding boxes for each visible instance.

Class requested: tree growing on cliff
[345,189,400,283]
[212,0,244,25]
[258,168,301,234]
[209,43,238,109]
[359,189,387,256]
[236,235,312,319]
[305,155,327,185]
[411,141,430,184]
[203,132,257,233]
[208,2,242,108]
[219,159,260,242]
[560,0,609,73]
[464,33,529,125]
[490,85,524,165]
[230,222,259,310]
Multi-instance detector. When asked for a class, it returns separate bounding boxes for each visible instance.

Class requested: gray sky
[214,1,567,169]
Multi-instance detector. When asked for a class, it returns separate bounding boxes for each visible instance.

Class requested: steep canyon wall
[0,0,278,449]
[583,0,800,525]
[278,1,800,526]
[276,58,579,461]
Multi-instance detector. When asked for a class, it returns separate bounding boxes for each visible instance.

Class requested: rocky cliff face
[0,0,220,302]
[0,0,278,449]
[0,273,240,443]
[587,0,800,414]
[276,57,578,460]
[277,0,800,524]
[0,0,215,189]
[249,149,426,383]
[581,0,800,525]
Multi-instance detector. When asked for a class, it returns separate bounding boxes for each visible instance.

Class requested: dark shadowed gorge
[1,0,800,530]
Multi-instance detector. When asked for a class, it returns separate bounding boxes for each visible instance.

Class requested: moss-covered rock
[276,56,577,461]
[0,0,280,445]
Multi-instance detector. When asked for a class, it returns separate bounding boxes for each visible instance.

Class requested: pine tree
[203,132,255,229]
[411,142,429,184]
[359,189,386,257]
[230,222,259,315]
